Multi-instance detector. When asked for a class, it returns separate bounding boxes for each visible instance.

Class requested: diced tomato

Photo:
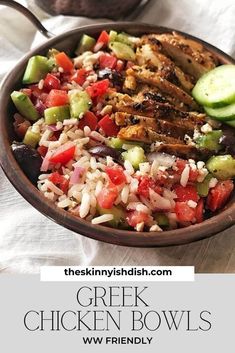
[105,166,126,185]
[44,73,60,91]
[195,199,204,223]
[37,145,48,157]
[49,172,69,194]
[154,170,169,187]
[98,114,119,137]
[207,180,234,212]
[96,30,109,46]
[50,145,75,165]
[70,68,89,86]
[115,60,124,72]
[137,176,162,198]
[97,186,118,209]
[78,111,98,131]
[86,79,109,98]
[175,202,195,222]
[174,184,199,202]
[45,89,69,107]
[126,210,149,228]
[55,52,74,72]
[99,54,117,69]
[175,159,199,182]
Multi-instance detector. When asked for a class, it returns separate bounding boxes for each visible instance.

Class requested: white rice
[180,164,190,187]
[79,193,91,218]
[92,214,114,225]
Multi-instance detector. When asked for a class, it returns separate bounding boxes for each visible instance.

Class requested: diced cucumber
[22,56,49,84]
[192,65,235,108]
[97,205,128,228]
[11,91,39,121]
[122,146,146,169]
[154,213,169,227]
[69,90,92,119]
[197,174,213,197]
[116,33,134,48]
[196,130,222,152]
[206,154,235,180]
[47,48,60,70]
[75,34,96,55]
[23,128,40,148]
[109,30,118,43]
[109,41,136,61]
[44,105,70,125]
[107,137,126,149]
[204,102,235,121]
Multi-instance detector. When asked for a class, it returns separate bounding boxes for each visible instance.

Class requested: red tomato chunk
[50,145,76,165]
[195,198,204,223]
[207,180,234,212]
[78,111,98,131]
[44,73,60,91]
[126,211,149,228]
[96,31,109,47]
[175,202,195,222]
[105,166,126,185]
[86,79,109,98]
[97,186,118,209]
[99,54,117,69]
[70,69,89,86]
[174,184,199,203]
[137,176,162,198]
[46,89,69,107]
[98,114,119,137]
[55,52,74,72]
[49,172,69,193]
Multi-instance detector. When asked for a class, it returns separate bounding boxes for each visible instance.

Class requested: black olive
[221,127,235,155]
[11,142,42,184]
[88,145,123,165]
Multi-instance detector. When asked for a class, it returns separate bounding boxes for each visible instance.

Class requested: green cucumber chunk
[109,30,118,43]
[11,91,39,121]
[196,130,222,151]
[109,41,136,61]
[154,213,169,227]
[75,34,96,55]
[204,102,235,121]
[192,65,235,108]
[22,56,49,84]
[47,48,60,70]
[107,137,144,149]
[23,128,40,148]
[116,33,135,48]
[44,105,70,125]
[206,154,235,180]
[69,90,92,118]
[97,205,128,229]
[122,146,146,169]
[196,174,213,197]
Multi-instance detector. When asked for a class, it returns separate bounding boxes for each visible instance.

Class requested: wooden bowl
[1,23,235,247]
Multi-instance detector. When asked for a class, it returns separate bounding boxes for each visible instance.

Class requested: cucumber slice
[23,128,40,148]
[97,205,128,229]
[44,105,70,125]
[11,91,39,121]
[206,154,235,180]
[69,90,92,119]
[196,174,213,197]
[22,56,49,84]
[225,119,235,127]
[116,33,134,48]
[109,41,136,61]
[204,102,235,121]
[192,65,235,108]
[196,130,222,152]
[109,30,118,43]
[75,34,96,55]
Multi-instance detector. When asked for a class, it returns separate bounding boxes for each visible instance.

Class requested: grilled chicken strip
[127,65,198,110]
[136,43,194,92]
[155,144,211,161]
[118,124,184,145]
[152,32,218,79]
[114,112,195,138]
[107,92,205,129]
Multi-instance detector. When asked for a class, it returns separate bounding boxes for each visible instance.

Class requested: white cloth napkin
[1,0,235,273]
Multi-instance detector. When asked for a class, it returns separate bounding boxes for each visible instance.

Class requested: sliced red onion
[149,188,172,211]
[147,152,176,168]
[35,99,46,116]
[47,124,59,131]
[70,166,85,185]
[40,150,54,172]
[93,42,104,52]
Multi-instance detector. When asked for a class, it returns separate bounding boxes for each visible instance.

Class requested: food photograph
[0,0,235,272]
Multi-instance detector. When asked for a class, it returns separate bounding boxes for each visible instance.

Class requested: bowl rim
[1,22,235,247]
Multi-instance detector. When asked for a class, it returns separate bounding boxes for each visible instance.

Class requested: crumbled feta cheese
[209,177,218,189]
[197,161,205,170]
[201,123,213,133]
[197,168,209,182]
[187,200,197,208]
